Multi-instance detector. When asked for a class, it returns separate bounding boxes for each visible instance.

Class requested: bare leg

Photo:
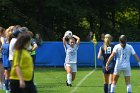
[110,74,119,93]
[108,74,113,93]
[125,76,132,93]
[72,72,76,81]
[66,66,72,85]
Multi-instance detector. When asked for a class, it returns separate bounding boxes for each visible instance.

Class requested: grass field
[0,67,140,93]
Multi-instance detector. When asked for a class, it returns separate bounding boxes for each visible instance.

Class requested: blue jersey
[101,44,115,68]
[2,38,11,68]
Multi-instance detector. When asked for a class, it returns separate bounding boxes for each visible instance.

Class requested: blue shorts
[102,66,114,74]
[3,60,11,69]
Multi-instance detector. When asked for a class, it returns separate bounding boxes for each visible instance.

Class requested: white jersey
[9,38,17,61]
[113,44,135,70]
[65,44,79,63]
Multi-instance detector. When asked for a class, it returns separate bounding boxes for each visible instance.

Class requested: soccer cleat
[66,81,72,87]
[5,90,10,93]
[69,84,72,87]
[66,81,69,86]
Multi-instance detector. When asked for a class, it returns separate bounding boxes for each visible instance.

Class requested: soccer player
[27,31,38,81]
[98,34,115,93]
[1,28,12,93]
[63,31,80,87]
[106,35,140,93]
[10,33,37,93]
[9,26,21,63]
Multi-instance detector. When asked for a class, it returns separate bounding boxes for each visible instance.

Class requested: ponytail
[103,34,112,51]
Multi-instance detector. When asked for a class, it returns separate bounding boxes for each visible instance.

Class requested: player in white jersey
[63,32,80,87]
[106,35,140,93]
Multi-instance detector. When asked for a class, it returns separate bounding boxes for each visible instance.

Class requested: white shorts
[113,68,131,76]
[64,63,77,72]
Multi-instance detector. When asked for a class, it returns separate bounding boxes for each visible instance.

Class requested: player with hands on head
[63,30,80,87]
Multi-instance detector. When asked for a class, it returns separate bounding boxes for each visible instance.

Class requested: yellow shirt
[10,49,33,81]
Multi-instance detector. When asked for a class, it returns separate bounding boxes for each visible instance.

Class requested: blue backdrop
[35,42,140,67]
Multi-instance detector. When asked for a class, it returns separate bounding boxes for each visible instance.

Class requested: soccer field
[0,67,140,93]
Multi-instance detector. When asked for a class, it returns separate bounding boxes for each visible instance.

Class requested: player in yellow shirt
[10,33,37,93]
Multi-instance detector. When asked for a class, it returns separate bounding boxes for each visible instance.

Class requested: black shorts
[4,67,11,70]
[0,58,2,63]
[10,80,37,93]
[102,66,114,74]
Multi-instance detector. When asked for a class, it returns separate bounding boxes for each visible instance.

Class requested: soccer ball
[64,30,73,38]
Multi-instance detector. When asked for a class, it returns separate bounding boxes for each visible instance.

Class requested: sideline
[70,69,97,93]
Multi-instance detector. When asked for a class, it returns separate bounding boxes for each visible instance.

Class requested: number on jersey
[105,47,111,54]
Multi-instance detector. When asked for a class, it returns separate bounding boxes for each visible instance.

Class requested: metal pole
[92,34,97,69]
[94,44,97,69]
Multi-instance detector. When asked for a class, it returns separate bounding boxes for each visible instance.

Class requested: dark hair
[0,27,5,35]
[19,27,29,33]
[119,35,127,44]
[14,33,31,50]
[27,31,34,37]
[12,29,22,38]
[68,37,76,42]
[119,35,127,48]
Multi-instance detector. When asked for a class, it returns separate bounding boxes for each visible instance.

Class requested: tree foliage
[0,0,140,41]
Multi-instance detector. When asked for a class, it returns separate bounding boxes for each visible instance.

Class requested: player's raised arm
[63,35,67,47]
[72,35,80,45]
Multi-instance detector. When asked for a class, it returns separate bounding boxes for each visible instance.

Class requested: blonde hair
[6,26,14,33]
[104,34,112,51]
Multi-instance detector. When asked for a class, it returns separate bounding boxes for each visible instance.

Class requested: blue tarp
[35,42,140,67]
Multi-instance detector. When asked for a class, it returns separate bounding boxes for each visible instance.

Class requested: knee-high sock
[67,73,72,84]
[108,84,111,93]
[104,84,108,93]
[110,84,116,93]
[127,84,132,93]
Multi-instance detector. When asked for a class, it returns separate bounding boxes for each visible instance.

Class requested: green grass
[0,67,140,93]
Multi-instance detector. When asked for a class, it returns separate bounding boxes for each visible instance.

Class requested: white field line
[70,69,97,93]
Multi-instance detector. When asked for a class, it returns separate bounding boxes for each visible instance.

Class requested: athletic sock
[5,79,9,90]
[127,84,132,93]
[67,73,72,84]
[104,84,108,93]
[110,84,116,93]
[108,84,111,93]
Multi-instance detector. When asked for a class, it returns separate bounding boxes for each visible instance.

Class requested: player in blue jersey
[2,28,12,93]
[98,34,115,93]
